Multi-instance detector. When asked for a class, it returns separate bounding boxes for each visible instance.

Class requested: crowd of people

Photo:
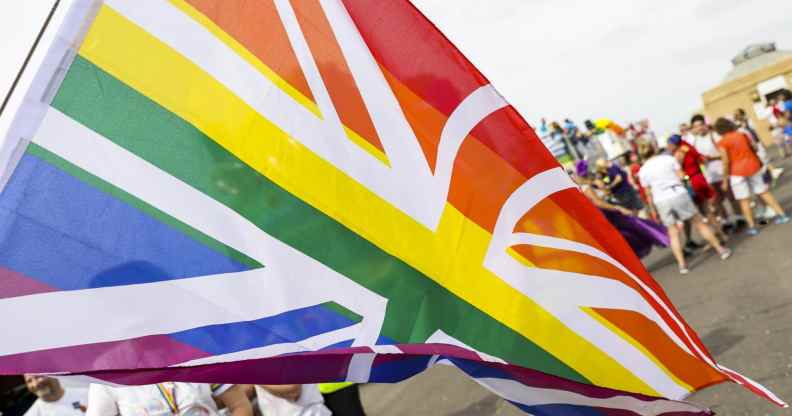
[556,95,792,274]
[22,375,366,416]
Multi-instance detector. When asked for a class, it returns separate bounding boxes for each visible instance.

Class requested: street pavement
[360,155,792,415]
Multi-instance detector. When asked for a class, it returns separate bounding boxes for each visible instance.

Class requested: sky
[1,1,791,137]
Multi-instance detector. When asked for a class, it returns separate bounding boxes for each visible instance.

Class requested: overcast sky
[2,1,791,137]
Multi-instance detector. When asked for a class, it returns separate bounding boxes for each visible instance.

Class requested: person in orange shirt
[714,118,789,236]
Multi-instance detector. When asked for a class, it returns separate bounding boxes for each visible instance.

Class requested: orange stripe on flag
[184,0,314,103]
[590,308,727,390]
[290,0,385,153]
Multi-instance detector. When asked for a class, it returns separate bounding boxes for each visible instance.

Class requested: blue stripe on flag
[169,302,360,355]
[0,153,249,290]
[320,340,355,350]
[369,355,433,383]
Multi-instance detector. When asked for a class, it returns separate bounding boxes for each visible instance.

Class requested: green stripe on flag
[51,55,587,383]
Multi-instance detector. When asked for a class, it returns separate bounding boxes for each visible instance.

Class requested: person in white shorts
[87,383,252,416]
[638,144,732,274]
[713,118,790,236]
[23,375,89,416]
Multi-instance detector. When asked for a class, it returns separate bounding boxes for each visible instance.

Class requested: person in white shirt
[87,383,252,416]
[255,384,331,416]
[23,375,89,416]
[638,144,731,274]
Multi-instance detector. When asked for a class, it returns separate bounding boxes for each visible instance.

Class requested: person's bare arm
[608,173,623,189]
[643,184,658,219]
[582,186,631,215]
[218,385,253,416]
[719,147,730,192]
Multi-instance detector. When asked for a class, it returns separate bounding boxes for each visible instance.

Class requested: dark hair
[638,142,655,159]
[713,117,737,135]
[735,108,747,116]
[690,114,706,124]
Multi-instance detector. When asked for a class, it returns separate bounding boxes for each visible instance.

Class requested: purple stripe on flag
[0,334,210,374]
[0,267,55,299]
[83,352,359,386]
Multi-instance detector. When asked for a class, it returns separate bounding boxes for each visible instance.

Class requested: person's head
[638,142,655,160]
[713,117,738,135]
[584,119,595,131]
[24,375,63,402]
[690,114,708,135]
[678,123,690,135]
[594,158,609,174]
[629,151,639,164]
[666,134,683,153]
[734,108,748,121]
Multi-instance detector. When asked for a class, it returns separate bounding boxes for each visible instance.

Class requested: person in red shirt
[667,134,726,242]
[627,152,648,202]
[714,118,789,235]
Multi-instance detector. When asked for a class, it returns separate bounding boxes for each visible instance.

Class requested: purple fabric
[0,267,56,299]
[602,209,669,258]
[576,160,589,177]
[0,334,210,373]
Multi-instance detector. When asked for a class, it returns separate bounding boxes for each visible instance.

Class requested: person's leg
[691,214,727,255]
[705,199,728,242]
[710,181,730,224]
[666,225,687,271]
[739,198,755,228]
[757,192,786,217]
[683,220,693,245]
[731,176,758,231]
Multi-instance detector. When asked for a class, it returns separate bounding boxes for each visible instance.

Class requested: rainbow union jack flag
[0,1,786,414]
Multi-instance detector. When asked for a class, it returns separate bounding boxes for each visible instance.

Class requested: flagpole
[0,0,61,119]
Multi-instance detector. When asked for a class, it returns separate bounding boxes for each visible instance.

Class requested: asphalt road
[360,155,792,415]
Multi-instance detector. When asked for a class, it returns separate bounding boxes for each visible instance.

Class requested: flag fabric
[0,0,786,414]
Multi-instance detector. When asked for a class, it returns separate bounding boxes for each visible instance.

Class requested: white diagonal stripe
[176,323,363,367]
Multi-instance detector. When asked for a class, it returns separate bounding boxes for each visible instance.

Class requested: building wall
[702,57,792,146]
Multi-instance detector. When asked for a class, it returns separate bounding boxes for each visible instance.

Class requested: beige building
[702,43,792,145]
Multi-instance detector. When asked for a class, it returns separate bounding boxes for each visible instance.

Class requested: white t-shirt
[25,389,89,416]
[87,383,231,416]
[255,385,330,416]
[638,154,687,203]
[688,131,724,183]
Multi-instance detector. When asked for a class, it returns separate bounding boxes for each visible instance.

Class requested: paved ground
[360,155,792,415]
